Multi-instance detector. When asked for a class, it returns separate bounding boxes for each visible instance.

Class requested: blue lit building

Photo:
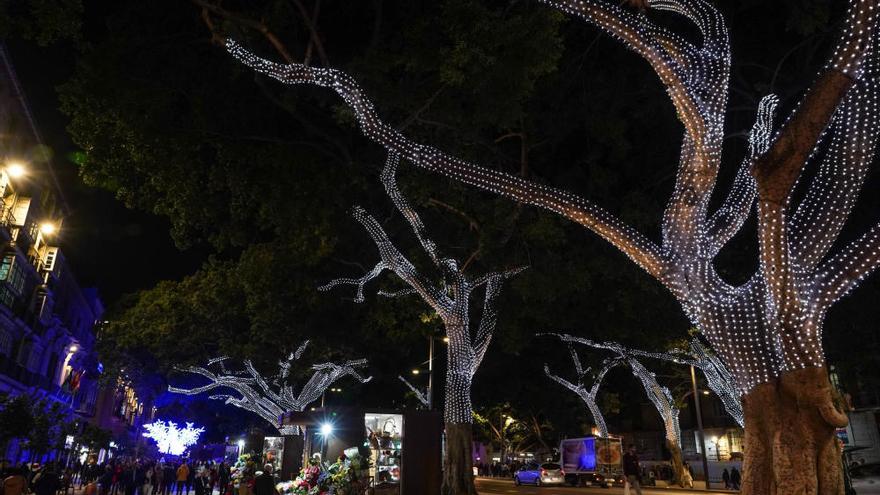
[0,43,107,458]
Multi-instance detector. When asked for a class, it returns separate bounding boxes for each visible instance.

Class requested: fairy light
[319,153,525,425]
[549,333,744,427]
[142,420,205,456]
[227,0,880,398]
[398,375,429,408]
[544,341,622,437]
[168,340,372,434]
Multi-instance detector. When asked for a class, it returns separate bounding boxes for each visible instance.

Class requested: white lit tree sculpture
[398,375,429,409]
[224,0,880,489]
[168,341,371,434]
[553,333,744,427]
[545,334,686,483]
[319,153,524,495]
[543,343,621,438]
[142,420,205,456]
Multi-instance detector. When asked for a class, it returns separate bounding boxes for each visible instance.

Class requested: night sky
[6,40,206,307]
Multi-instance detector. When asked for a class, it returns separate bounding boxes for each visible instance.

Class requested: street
[475,478,732,495]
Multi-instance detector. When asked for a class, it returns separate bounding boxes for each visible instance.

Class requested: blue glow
[579,438,597,471]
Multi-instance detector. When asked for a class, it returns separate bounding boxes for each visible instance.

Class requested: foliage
[0,393,34,451]
[0,0,82,45]
[77,423,113,452]
[5,0,876,436]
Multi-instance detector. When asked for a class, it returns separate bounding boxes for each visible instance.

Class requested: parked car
[514,462,565,486]
[851,463,880,494]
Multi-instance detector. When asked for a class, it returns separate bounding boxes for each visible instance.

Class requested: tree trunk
[667,439,684,486]
[442,423,477,495]
[741,367,847,495]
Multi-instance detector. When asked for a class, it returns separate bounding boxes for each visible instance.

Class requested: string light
[549,333,744,427]
[544,342,622,437]
[226,0,880,397]
[168,341,372,434]
[398,375,429,408]
[319,153,525,425]
[142,420,205,456]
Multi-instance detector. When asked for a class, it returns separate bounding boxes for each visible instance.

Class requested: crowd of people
[1,459,233,495]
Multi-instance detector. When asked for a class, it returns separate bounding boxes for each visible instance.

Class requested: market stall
[281,407,442,495]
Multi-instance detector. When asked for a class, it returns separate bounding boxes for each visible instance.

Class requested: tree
[168,340,372,433]
[0,393,34,460]
[224,0,880,490]
[77,423,113,457]
[543,342,621,438]
[397,376,429,409]
[552,333,744,427]
[320,154,524,495]
[26,397,70,463]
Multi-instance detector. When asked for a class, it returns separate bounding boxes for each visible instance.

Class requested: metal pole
[428,337,434,410]
[320,392,325,409]
[691,365,711,489]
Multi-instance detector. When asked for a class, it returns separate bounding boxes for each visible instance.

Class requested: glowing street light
[319,423,333,436]
[40,222,57,236]
[411,369,420,375]
[69,345,78,353]
[6,162,25,179]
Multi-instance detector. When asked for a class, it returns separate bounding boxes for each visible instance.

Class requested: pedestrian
[252,465,276,495]
[194,470,209,495]
[162,464,175,495]
[143,464,154,495]
[722,468,730,489]
[730,467,741,490]
[218,462,230,495]
[622,444,643,495]
[152,465,164,495]
[3,468,28,495]
[185,464,194,495]
[99,466,114,495]
[176,464,189,495]
[33,464,61,495]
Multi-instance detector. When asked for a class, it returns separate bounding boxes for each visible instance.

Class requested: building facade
[0,43,108,458]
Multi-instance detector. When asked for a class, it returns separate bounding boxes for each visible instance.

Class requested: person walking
[152,465,164,495]
[218,463,230,495]
[252,465,276,495]
[185,464,194,495]
[176,464,189,495]
[623,445,643,495]
[162,464,175,495]
[730,467,741,490]
[722,468,730,489]
[33,464,61,495]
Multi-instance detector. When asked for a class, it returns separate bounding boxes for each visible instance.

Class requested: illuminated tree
[552,333,744,427]
[142,420,205,456]
[543,343,621,438]
[398,375,429,409]
[223,0,880,489]
[319,154,524,495]
[168,341,371,434]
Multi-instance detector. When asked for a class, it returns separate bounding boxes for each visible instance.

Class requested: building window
[0,330,10,356]
[16,339,31,368]
[0,254,26,297]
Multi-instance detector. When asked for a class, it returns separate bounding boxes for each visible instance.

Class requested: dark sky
[6,40,206,307]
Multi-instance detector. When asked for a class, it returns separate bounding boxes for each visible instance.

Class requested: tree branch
[704,94,778,255]
[225,39,674,291]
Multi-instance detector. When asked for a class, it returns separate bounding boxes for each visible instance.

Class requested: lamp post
[690,365,711,488]
[426,335,448,410]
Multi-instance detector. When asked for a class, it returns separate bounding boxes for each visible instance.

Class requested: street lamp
[689,365,711,489]
[40,222,57,236]
[237,439,245,455]
[6,162,25,179]
[426,335,449,410]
